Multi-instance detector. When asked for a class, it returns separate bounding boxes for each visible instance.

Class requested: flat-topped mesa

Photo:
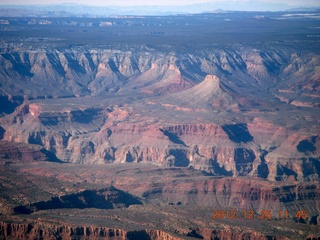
[198,75,223,93]
[202,75,225,93]
[29,104,42,117]
[0,222,183,240]
[204,74,220,83]
[151,63,158,69]
[169,64,177,70]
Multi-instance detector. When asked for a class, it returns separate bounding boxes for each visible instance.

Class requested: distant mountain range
[0,2,319,17]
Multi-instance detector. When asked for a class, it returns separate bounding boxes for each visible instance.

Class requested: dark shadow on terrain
[13,205,33,214]
[226,50,247,72]
[257,150,269,179]
[108,59,121,76]
[302,158,316,176]
[274,186,297,202]
[127,231,151,240]
[208,159,233,176]
[0,96,23,115]
[167,149,190,167]
[84,52,96,72]
[71,109,100,124]
[222,123,253,143]
[175,59,207,82]
[234,148,255,176]
[257,163,269,179]
[46,52,66,76]
[260,52,282,74]
[103,146,116,163]
[27,133,43,145]
[310,215,319,225]
[0,126,5,139]
[275,164,298,181]
[39,117,60,126]
[40,148,64,163]
[141,189,163,198]
[160,129,187,146]
[260,150,268,163]
[125,152,134,163]
[14,187,142,214]
[187,229,204,239]
[64,52,86,74]
[2,53,34,78]
[310,158,320,176]
[297,139,316,153]
[39,109,101,126]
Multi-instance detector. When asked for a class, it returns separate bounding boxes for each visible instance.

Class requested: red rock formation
[1,102,319,181]
[0,140,52,162]
[0,221,183,240]
[0,221,299,240]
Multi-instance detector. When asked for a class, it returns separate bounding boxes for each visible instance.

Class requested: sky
[1,0,320,6]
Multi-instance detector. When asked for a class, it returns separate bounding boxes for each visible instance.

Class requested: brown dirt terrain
[0,151,319,239]
[0,11,319,239]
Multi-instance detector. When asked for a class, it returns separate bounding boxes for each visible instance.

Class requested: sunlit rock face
[0,44,319,181]
[0,46,319,98]
[0,11,320,240]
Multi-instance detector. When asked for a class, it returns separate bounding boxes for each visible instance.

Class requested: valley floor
[0,160,319,239]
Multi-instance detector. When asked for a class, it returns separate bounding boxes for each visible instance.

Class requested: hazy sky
[1,0,320,6]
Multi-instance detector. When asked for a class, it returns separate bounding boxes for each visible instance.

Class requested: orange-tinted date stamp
[212,210,308,220]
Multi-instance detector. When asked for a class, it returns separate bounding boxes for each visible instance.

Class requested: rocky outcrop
[0,221,297,240]
[0,44,319,181]
[0,140,60,163]
[163,74,240,111]
[1,102,319,181]
[0,46,319,101]
[0,13,319,240]
[0,48,198,99]
[0,222,132,240]
[0,160,318,239]
[13,186,143,214]
[0,95,24,116]
[133,178,320,217]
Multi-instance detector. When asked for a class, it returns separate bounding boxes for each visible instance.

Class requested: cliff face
[0,216,317,240]
[0,221,293,240]
[0,222,141,240]
[0,153,318,239]
[0,45,319,182]
[5,161,316,226]
[1,104,319,181]
[0,13,319,240]
[0,48,198,99]
[0,46,319,100]
[0,140,56,163]
[13,187,143,214]
[112,174,320,219]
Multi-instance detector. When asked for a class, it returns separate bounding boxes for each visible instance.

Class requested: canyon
[1,47,319,181]
[0,10,319,239]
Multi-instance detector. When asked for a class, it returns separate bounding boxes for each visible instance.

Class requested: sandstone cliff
[0,221,287,240]
[0,45,319,181]
[1,102,319,181]
[0,46,319,102]
[0,221,180,240]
